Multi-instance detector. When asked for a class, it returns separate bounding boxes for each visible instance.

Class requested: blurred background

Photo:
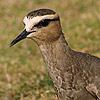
[0,0,100,100]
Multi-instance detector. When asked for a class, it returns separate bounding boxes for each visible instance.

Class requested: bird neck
[38,34,76,99]
[39,33,74,77]
[39,33,73,64]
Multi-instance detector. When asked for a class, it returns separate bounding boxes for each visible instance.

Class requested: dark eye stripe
[34,19,49,28]
[33,17,59,29]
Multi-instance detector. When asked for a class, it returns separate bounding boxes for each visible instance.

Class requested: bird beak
[10,29,29,47]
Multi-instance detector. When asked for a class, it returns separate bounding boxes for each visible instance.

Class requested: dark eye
[34,19,49,28]
[41,19,49,27]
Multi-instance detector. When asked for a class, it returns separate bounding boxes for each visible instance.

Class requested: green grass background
[0,0,100,100]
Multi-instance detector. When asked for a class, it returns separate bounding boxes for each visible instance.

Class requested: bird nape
[10,9,100,100]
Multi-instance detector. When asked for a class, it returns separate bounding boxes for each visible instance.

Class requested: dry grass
[0,0,100,100]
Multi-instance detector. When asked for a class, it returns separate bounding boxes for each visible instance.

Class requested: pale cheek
[27,32,38,38]
[27,33,35,38]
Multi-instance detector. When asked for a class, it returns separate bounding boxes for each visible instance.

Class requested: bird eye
[34,19,50,28]
[41,19,49,27]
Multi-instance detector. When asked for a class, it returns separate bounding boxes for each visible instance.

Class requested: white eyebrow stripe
[23,14,59,32]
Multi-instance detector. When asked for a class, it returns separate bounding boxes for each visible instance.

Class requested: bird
[10,9,100,100]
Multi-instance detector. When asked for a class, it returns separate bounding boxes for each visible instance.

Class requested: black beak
[10,29,28,47]
[10,29,35,47]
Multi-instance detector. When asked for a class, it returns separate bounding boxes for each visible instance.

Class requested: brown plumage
[10,9,100,100]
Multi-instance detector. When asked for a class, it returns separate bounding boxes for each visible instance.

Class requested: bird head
[10,9,62,46]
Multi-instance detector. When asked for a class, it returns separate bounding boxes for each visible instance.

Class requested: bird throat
[39,34,74,99]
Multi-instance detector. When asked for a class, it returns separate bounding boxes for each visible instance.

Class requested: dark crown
[27,9,56,18]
